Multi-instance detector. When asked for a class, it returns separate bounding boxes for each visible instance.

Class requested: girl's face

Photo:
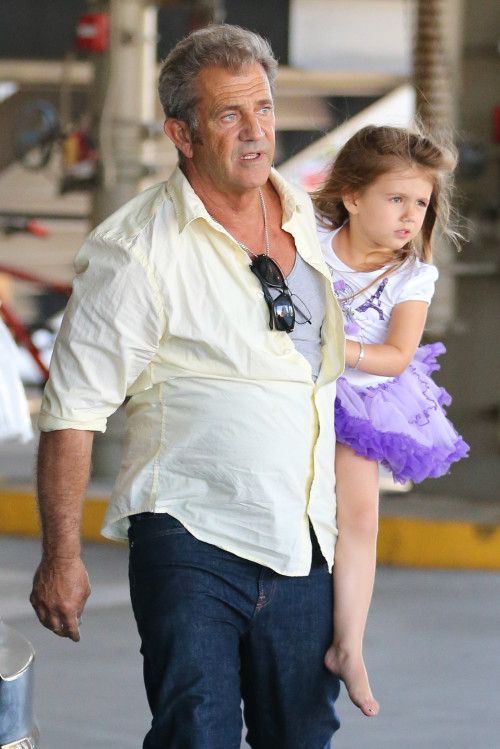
[345,166,434,252]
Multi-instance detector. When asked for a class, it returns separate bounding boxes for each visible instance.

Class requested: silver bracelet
[353,340,365,369]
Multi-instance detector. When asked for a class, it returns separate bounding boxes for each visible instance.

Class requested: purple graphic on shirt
[332,276,389,333]
[331,279,360,335]
[355,278,388,321]
[344,318,360,335]
[333,279,348,294]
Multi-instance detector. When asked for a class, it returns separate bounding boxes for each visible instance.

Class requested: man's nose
[241,113,264,140]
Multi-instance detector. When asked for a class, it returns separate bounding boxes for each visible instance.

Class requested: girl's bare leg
[324,443,380,716]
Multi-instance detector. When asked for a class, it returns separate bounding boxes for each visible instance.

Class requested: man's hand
[30,555,91,642]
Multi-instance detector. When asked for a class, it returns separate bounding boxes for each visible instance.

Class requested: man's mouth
[240,152,262,160]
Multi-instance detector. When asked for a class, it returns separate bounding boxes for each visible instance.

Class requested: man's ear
[342,190,360,216]
[164,119,194,159]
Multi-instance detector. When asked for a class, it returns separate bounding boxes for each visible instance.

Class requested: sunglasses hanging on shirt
[237,189,312,333]
[250,254,296,332]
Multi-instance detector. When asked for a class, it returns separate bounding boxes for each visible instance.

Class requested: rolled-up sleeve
[38,233,165,433]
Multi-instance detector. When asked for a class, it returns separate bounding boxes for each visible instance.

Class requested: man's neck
[181,163,271,227]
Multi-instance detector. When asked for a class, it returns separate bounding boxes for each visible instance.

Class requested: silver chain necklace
[236,188,270,257]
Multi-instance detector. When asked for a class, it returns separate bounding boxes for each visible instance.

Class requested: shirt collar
[166,165,306,235]
[166,164,330,281]
[166,166,211,232]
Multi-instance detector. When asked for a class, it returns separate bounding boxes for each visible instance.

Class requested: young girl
[314,125,469,717]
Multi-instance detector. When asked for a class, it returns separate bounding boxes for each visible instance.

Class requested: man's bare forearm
[31,429,94,640]
[37,429,94,559]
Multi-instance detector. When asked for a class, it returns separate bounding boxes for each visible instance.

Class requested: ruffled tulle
[335,342,469,484]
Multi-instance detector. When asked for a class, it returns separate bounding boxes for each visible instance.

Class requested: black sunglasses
[250,254,311,333]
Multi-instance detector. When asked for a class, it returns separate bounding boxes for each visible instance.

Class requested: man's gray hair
[158,24,278,134]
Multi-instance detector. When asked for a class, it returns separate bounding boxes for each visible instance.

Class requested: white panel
[290,0,414,74]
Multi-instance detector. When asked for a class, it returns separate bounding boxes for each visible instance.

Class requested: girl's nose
[402,208,416,223]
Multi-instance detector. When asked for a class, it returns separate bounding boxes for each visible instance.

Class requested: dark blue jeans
[128,513,340,749]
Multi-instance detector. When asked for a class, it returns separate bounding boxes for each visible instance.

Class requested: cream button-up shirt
[39,166,345,576]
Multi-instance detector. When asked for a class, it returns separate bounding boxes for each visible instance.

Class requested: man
[30,24,345,749]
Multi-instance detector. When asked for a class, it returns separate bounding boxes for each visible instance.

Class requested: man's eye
[222,113,237,122]
[260,106,272,115]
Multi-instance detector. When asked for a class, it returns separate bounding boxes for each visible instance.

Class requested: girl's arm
[345,300,429,377]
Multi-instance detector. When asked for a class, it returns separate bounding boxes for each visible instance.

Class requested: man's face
[187,63,275,195]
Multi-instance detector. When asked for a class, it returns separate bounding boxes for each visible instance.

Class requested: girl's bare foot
[324,645,380,717]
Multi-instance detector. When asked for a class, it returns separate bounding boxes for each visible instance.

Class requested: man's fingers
[29,595,52,630]
[29,598,80,640]
[29,557,90,641]
[42,613,80,641]
[56,617,81,642]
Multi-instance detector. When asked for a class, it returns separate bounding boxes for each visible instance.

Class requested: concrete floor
[2,535,499,749]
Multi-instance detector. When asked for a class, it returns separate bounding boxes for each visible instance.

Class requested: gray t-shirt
[286,252,325,381]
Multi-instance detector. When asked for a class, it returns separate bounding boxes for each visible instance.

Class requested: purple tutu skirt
[335,342,469,484]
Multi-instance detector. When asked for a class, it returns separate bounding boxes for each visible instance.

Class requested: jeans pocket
[128,513,188,549]
[128,515,190,596]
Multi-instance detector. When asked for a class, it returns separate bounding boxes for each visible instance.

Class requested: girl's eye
[390,196,402,203]
[417,200,428,208]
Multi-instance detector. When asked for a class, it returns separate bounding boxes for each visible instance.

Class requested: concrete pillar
[91,0,157,227]
[90,1,158,478]
[413,0,465,336]
[414,0,454,133]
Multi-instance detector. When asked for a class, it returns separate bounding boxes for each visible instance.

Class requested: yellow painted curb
[0,488,109,543]
[377,516,500,570]
[1,488,500,569]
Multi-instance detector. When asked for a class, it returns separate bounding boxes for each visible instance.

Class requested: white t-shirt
[318,225,438,388]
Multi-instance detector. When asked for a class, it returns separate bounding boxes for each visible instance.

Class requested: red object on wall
[492,106,500,144]
[75,13,109,53]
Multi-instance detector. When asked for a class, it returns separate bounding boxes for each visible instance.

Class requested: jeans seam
[254,572,277,614]
[129,528,187,548]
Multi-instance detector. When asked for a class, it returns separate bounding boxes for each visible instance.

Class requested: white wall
[289,0,414,73]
